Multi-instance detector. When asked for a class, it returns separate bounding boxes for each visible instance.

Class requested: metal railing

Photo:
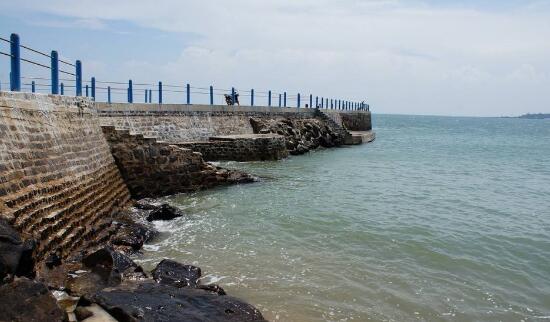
[1,33,370,111]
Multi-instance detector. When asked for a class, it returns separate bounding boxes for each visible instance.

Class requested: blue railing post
[128,80,133,103]
[149,89,152,103]
[75,60,82,96]
[108,86,111,103]
[60,83,64,95]
[145,89,148,103]
[268,90,272,107]
[85,85,89,97]
[331,99,333,109]
[326,98,329,109]
[91,77,96,101]
[309,94,312,108]
[158,82,163,104]
[186,83,190,105]
[316,96,319,108]
[278,94,281,107]
[297,93,301,108]
[321,97,324,109]
[339,100,341,110]
[31,81,35,93]
[51,51,59,94]
[231,87,236,105]
[10,33,21,91]
[284,92,287,107]
[210,86,214,105]
[251,89,254,106]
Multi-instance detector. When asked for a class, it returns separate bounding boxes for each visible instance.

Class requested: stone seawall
[97,103,373,160]
[176,134,289,162]
[0,92,131,262]
[102,126,256,199]
[96,103,321,143]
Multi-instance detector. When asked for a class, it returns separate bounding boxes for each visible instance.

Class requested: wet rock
[0,277,65,322]
[0,218,35,281]
[78,304,118,322]
[198,284,227,295]
[45,251,62,269]
[110,221,158,252]
[67,248,146,297]
[88,281,267,322]
[152,259,201,288]
[16,239,36,278]
[82,247,147,282]
[226,169,257,184]
[145,203,183,222]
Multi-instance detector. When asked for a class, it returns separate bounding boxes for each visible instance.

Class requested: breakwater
[0,91,373,321]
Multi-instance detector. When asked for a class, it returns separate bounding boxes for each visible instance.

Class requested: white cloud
[3,0,550,115]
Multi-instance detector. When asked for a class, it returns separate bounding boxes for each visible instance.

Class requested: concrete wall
[0,92,131,261]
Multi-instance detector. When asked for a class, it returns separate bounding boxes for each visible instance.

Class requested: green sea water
[138,114,550,321]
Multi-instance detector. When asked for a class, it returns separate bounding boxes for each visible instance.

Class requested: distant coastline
[513,113,550,119]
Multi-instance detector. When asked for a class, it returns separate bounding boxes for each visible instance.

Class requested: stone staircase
[315,109,353,144]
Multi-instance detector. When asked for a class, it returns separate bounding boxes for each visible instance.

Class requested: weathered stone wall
[97,104,321,143]
[102,126,254,199]
[176,135,289,162]
[339,112,372,131]
[0,92,131,262]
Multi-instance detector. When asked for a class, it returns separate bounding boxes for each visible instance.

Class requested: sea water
[138,114,550,321]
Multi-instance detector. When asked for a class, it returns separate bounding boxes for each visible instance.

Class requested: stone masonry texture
[0,92,131,262]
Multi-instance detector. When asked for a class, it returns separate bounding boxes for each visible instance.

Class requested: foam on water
[140,115,550,321]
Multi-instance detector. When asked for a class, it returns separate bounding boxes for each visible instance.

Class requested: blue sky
[1,0,549,116]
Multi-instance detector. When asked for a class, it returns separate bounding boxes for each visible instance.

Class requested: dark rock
[67,248,146,297]
[226,170,257,184]
[145,204,183,222]
[89,281,267,322]
[152,259,201,288]
[0,220,35,281]
[74,306,94,320]
[82,247,146,282]
[45,251,62,269]
[198,284,227,295]
[110,221,158,252]
[0,278,65,322]
[15,239,36,278]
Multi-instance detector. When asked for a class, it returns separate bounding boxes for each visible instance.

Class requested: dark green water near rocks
[138,114,550,321]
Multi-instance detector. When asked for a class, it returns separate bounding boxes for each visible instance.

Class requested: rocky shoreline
[0,199,267,322]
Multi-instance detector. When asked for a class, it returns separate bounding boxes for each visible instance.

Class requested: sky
[1,0,549,116]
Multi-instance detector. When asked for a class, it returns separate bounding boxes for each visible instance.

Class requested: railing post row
[210,86,214,105]
[158,82,163,104]
[10,33,21,91]
[51,50,59,94]
[75,60,82,96]
[91,77,96,101]
[128,80,133,103]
